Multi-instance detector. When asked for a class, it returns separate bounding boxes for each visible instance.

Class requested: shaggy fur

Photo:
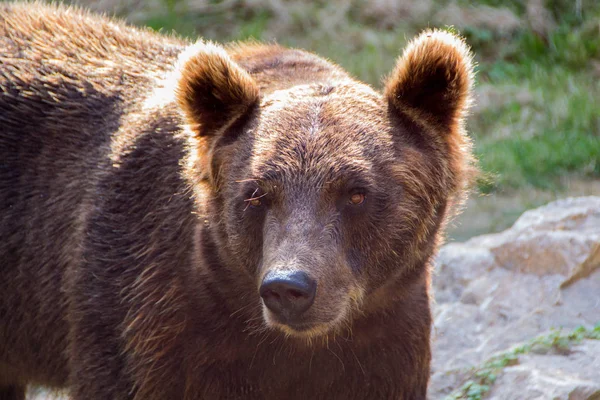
[0,2,475,399]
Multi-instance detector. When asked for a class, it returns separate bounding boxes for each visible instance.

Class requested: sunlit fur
[385,29,474,132]
[1,3,475,399]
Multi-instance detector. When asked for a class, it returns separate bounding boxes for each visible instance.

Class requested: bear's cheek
[341,202,418,292]
[220,198,267,275]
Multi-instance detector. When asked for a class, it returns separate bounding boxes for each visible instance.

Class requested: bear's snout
[260,270,317,322]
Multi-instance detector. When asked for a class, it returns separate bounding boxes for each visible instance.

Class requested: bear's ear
[176,41,259,137]
[384,29,474,132]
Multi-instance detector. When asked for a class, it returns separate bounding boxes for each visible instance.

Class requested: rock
[430,196,600,399]
[487,340,600,400]
[473,197,600,283]
[526,0,557,40]
[359,0,434,29]
[472,84,534,118]
[433,2,522,36]
[67,0,163,16]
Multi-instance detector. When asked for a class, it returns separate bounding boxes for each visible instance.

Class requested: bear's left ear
[384,29,474,133]
[176,41,259,137]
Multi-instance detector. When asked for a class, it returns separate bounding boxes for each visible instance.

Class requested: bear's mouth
[273,320,333,338]
[261,298,355,339]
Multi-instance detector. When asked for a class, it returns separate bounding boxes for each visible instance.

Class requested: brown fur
[0,2,475,399]
[176,42,260,137]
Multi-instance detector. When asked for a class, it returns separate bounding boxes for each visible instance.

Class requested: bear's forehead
[249,134,375,185]
[259,82,382,113]
[246,84,396,185]
[256,83,392,143]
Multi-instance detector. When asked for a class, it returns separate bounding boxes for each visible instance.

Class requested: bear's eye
[244,189,267,210]
[249,198,262,207]
[349,193,366,205]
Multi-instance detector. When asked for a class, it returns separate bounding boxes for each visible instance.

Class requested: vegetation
[446,323,600,400]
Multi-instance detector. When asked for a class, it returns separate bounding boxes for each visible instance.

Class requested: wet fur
[0,2,474,399]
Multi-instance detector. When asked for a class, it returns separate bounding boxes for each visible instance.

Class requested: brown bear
[0,2,475,399]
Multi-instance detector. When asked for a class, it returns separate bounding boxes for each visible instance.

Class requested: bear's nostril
[259,270,316,321]
[263,289,281,300]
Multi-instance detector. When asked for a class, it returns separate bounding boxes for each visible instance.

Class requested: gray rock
[433,2,522,36]
[430,196,600,399]
[487,340,600,400]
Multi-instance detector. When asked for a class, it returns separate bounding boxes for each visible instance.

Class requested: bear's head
[176,31,475,339]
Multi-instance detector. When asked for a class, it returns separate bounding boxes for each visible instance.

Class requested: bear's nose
[260,270,316,320]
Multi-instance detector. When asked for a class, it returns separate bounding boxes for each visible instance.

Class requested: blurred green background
[56,0,600,239]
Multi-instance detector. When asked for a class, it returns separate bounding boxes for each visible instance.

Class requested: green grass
[471,66,600,191]
[446,324,600,400]
[133,0,600,194]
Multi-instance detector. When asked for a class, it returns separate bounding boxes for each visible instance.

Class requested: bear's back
[0,2,187,278]
[0,3,187,387]
[0,1,187,258]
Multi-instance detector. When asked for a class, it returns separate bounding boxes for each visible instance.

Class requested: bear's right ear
[176,42,259,137]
